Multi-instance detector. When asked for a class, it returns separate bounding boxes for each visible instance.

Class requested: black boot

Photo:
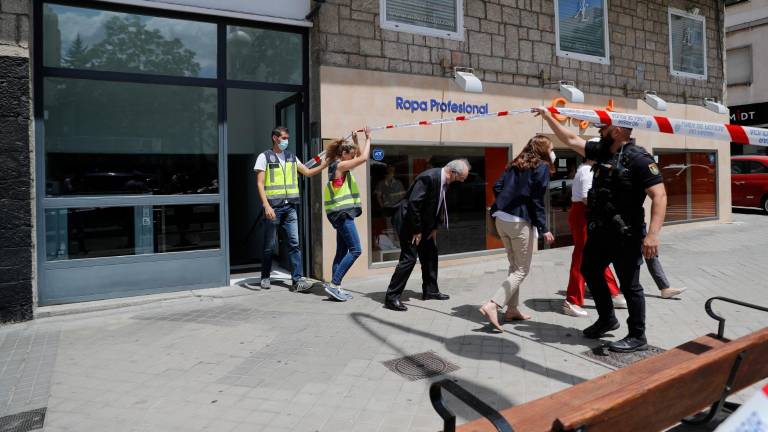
[608,336,648,353]
[582,319,620,339]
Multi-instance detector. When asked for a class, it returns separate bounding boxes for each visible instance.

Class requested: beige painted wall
[726,24,768,107]
[319,66,731,281]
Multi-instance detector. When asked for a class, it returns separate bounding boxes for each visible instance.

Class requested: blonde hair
[326,138,359,161]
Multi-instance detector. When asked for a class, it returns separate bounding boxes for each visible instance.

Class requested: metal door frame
[274,92,313,277]
[33,0,310,304]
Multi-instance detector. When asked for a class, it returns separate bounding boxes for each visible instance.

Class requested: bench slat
[553,328,768,432]
[458,334,728,432]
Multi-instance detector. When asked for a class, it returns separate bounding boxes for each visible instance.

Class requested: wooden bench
[431,297,768,432]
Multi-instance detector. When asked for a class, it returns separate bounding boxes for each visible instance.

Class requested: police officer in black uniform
[534,107,668,353]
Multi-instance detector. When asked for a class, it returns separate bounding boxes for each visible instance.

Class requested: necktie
[438,185,448,229]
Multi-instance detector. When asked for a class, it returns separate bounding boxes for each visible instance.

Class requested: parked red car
[731,155,768,213]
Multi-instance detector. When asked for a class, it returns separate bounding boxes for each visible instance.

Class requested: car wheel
[763,195,768,214]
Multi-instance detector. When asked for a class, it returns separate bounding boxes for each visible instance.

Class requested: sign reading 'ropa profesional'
[395,96,489,114]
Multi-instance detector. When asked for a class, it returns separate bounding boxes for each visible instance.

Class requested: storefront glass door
[35,1,307,304]
[226,90,306,275]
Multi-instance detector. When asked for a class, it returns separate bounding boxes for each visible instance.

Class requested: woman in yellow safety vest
[322,127,371,301]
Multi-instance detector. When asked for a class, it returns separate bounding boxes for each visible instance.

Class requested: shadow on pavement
[350,312,589,389]
[349,312,521,423]
[352,289,614,363]
[360,289,425,303]
[523,297,562,313]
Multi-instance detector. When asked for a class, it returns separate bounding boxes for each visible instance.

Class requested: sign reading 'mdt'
[395,96,489,114]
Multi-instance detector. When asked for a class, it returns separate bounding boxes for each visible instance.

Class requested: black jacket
[392,168,444,236]
[491,163,549,233]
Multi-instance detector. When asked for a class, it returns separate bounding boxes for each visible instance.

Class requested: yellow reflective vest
[324,167,362,220]
[262,150,300,207]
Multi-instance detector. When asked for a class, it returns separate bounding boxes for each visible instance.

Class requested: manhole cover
[382,351,459,381]
[581,345,666,368]
[0,408,46,432]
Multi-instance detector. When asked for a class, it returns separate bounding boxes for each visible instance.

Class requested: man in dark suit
[384,159,471,311]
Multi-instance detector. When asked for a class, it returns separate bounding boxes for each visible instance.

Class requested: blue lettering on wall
[395,96,489,114]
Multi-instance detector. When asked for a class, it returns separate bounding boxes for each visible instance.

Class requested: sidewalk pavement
[1,212,767,432]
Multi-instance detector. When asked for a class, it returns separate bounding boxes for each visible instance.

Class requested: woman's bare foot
[479,302,504,332]
[503,309,531,321]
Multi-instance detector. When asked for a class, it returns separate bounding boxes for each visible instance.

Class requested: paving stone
[1,214,766,430]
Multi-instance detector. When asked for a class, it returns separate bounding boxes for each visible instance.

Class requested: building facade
[0,0,731,319]
[726,0,768,155]
[312,0,730,281]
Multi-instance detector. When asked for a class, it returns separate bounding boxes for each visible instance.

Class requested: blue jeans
[331,217,362,286]
[261,205,303,283]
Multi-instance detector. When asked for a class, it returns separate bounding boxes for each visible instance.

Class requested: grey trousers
[644,256,670,290]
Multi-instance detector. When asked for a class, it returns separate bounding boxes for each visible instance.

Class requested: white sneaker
[612,294,628,309]
[660,287,686,299]
[260,278,270,289]
[293,277,313,293]
[562,300,589,317]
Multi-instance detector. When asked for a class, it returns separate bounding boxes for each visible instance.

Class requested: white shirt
[492,210,540,238]
[571,164,593,202]
[253,150,303,172]
[437,168,447,216]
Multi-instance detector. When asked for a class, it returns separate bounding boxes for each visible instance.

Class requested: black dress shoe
[383,299,408,311]
[609,336,648,353]
[422,292,450,300]
[582,319,620,339]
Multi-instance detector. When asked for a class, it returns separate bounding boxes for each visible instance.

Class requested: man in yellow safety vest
[254,126,326,292]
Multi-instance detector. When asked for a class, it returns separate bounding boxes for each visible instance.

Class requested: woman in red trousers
[563,156,627,317]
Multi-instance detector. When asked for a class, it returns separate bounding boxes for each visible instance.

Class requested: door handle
[734,181,745,185]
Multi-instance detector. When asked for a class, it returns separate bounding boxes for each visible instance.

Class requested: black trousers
[581,231,646,338]
[385,224,439,303]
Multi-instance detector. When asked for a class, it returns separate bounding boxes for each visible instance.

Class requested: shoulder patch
[648,163,660,175]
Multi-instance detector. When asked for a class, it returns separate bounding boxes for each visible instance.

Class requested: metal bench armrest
[430,379,514,432]
[706,296,768,339]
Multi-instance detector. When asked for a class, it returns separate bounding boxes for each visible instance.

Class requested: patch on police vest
[648,163,659,175]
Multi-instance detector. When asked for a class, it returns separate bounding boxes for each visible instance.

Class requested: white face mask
[278,139,289,151]
[549,150,557,164]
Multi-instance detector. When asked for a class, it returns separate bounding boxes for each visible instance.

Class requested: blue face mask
[278,139,289,151]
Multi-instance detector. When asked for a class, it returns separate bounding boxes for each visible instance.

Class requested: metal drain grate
[581,345,666,369]
[382,351,459,381]
[0,408,46,432]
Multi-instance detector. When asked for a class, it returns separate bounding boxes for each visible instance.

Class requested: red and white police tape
[547,106,768,147]
[303,107,768,168]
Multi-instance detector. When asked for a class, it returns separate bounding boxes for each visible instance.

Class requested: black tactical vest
[586,144,646,238]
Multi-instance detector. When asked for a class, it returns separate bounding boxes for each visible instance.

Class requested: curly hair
[325,138,359,161]
[508,135,555,173]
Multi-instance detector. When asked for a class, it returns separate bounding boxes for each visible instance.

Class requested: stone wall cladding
[312,0,724,104]
[0,0,32,323]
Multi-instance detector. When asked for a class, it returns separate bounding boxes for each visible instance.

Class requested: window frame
[364,140,507,268]
[35,0,309,248]
[379,0,465,41]
[34,0,312,304]
[654,148,719,225]
[668,7,708,80]
[553,0,611,65]
[726,45,753,87]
